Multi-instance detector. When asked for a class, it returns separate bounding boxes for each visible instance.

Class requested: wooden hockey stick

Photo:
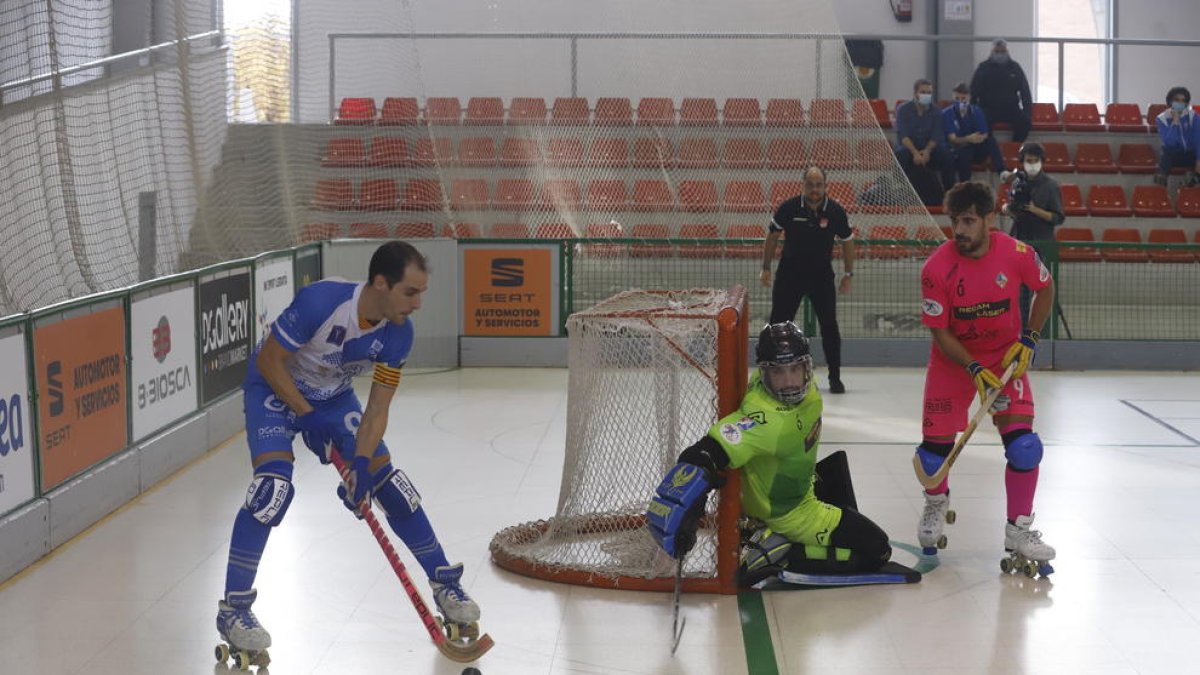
[670,557,687,655]
[913,361,1019,489]
[331,452,494,664]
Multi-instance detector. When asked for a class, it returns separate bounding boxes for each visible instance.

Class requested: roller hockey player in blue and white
[216,241,479,656]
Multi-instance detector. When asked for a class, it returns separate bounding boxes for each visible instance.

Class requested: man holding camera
[1000,142,1064,326]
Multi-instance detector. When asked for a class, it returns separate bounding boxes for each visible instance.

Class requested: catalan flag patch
[373,363,402,388]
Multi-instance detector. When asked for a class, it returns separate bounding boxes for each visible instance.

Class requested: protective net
[490,287,748,592]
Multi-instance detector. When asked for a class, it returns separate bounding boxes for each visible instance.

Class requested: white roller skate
[1001,514,1055,578]
[215,589,272,671]
[430,563,482,642]
[917,491,956,555]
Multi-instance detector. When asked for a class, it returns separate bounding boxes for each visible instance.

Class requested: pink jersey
[920,231,1051,362]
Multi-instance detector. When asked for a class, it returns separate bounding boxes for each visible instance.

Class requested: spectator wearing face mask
[1000,142,1065,244]
[970,39,1033,143]
[1154,86,1200,186]
[895,78,956,204]
[943,81,1008,181]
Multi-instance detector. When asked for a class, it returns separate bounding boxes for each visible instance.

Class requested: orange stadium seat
[411,137,453,167]
[367,137,408,167]
[724,138,764,169]
[498,138,541,167]
[809,98,848,127]
[594,97,633,126]
[379,97,419,126]
[1063,103,1104,132]
[360,178,399,211]
[491,222,531,239]
[540,180,582,211]
[322,138,366,167]
[1131,185,1175,217]
[1074,143,1117,174]
[1087,185,1131,217]
[535,223,576,239]
[457,137,496,167]
[677,138,719,169]
[678,180,719,213]
[1100,227,1149,262]
[767,138,806,169]
[507,97,547,125]
[492,179,537,211]
[723,98,763,127]
[849,99,877,128]
[1059,184,1089,217]
[826,181,857,211]
[423,97,461,125]
[811,138,853,169]
[464,97,504,125]
[1178,186,1200,217]
[725,224,765,259]
[855,138,893,170]
[313,179,353,210]
[637,97,675,126]
[1029,102,1062,131]
[394,222,437,238]
[348,223,389,238]
[583,222,625,258]
[335,97,375,125]
[1105,103,1147,133]
[1147,228,1197,263]
[545,138,585,167]
[585,180,627,211]
[449,222,482,239]
[771,181,805,209]
[632,138,675,168]
[587,138,629,168]
[550,97,590,125]
[677,223,723,258]
[765,98,805,127]
[915,225,945,256]
[631,180,674,212]
[1042,142,1074,172]
[1055,227,1101,262]
[1117,143,1157,174]
[679,98,719,126]
[400,179,442,211]
[723,181,768,213]
[449,179,488,211]
[865,225,912,260]
[301,223,341,242]
[629,224,673,258]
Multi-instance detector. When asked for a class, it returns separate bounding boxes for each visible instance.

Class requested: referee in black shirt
[760,166,856,394]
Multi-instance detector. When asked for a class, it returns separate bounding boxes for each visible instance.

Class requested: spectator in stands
[1154,86,1200,186]
[895,79,955,205]
[944,82,1008,181]
[1000,142,1064,326]
[970,39,1033,143]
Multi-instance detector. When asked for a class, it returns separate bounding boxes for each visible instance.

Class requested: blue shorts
[243,384,391,464]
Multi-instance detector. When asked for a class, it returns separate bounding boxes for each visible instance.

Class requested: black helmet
[756,322,813,404]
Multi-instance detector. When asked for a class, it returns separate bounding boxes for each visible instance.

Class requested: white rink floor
[1,367,1199,675]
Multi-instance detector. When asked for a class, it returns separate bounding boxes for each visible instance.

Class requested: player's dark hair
[368,240,427,288]
[944,181,995,218]
[952,81,970,95]
[1018,141,1045,161]
[913,78,932,92]
[1167,86,1191,106]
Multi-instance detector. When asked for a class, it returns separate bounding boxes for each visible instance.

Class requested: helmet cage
[760,354,813,404]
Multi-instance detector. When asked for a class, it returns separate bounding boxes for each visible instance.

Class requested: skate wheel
[215,643,231,663]
[936,534,947,550]
[461,622,481,641]
[233,650,252,671]
[1023,562,1038,578]
[945,510,957,525]
[445,621,462,641]
[254,650,271,668]
[1000,558,1012,574]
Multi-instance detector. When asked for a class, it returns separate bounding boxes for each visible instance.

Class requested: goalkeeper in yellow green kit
[647,321,913,587]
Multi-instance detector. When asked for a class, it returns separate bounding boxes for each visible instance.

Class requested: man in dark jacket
[970,39,1033,143]
[944,82,1008,181]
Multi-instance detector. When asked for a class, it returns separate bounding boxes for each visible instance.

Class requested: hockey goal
[489,286,749,594]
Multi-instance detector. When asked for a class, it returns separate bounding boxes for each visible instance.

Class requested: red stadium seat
[809,98,848,127]
[1062,103,1104,132]
[492,179,537,211]
[594,97,633,126]
[677,223,722,258]
[1087,185,1132,217]
[765,98,805,127]
[411,137,453,167]
[1147,103,1168,127]
[826,181,857,211]
[637,97,675,126]
[540,180,582,211]
[587,138,629,168]
[1074,143,1117,174]
[855,139,893,170]
[535,223,576,239]
[723,98,763,127]
[770,181,805,210]
[631,180,674,212]
[1178,186,1200,217]
[865,225,913,260]
[850,99,880,128]
[498,138,541,167]
[1000,142,1021,169]
[1029,102,1062,131]
[322,138,366,167]
[457,137,496,167]
[632,138,675,168]
[868,98,892,129]
[915,225,945,256]
[723,181,768,213]
[678,181,719,213]
[1104,103,1147,133]
[449,179,488,211]
[1131,185,1175,217]
[491,222,531,239]
[400,179,443,211]
[507,97,547,125]
[424,97,461,125]
[1100,227,1149,262]
[766,138,806,169]
[367,137,408,167]
[313,179,353,210]
[724,138,764,169]
[1042,142,1074,173]
[545,138,585,167]
[394,222,437,239]
[810,138,853,169]
[1059,184,1089,217]
[335,97,376,125]
[464,97,504,125]
[450,222,482,239]
[379,97,419,126]
[585,180,627,211]
[1055,227,1101,262]
[1147,229,1197,263]
[583,222,625,258]
[360,178,399,211]
[550,97,590,125]
[348,223,389,238]
[677,138,719,169]
[679,98,719,126]
[1117,143,1157,174]
[301,223,341,242]
[629,224,673,258]
[725,224,765,259]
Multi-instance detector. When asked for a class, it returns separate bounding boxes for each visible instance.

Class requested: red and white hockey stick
[330,452,494,663]
[913,361,1018,489]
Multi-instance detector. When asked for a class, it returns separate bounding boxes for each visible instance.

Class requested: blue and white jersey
[244,279,414,402]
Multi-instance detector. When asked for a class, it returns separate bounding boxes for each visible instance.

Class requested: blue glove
[294,410,337,464]
[645,463,712,559]
[336,455,372,518]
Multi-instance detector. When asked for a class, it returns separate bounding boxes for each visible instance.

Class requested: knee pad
[244,463,295,527]
[914,442,953,476]
[374,467,422,520]
[1003,431,1043,471]
[739,527,792,586]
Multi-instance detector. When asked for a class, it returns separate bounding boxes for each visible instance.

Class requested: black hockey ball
[462,669,482,675]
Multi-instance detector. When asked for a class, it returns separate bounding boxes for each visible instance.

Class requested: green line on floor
[738,591,780,675]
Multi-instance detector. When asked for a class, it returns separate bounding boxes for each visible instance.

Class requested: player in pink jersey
[915,181,1057,576]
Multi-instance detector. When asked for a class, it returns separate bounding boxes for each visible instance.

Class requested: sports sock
[225,460,293,596]
[1005,465,1039,522]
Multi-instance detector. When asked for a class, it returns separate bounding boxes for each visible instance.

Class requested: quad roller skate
[1000,514,1055,578]
[214,589,271,671]
[918,491,956,555]
[430,563,483,644]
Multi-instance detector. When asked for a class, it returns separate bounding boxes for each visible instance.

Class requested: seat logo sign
[491,258,524,287]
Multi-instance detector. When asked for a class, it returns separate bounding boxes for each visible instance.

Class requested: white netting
[490,288,744,588]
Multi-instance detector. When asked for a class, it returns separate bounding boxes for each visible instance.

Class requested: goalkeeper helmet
[756,322,813,405]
